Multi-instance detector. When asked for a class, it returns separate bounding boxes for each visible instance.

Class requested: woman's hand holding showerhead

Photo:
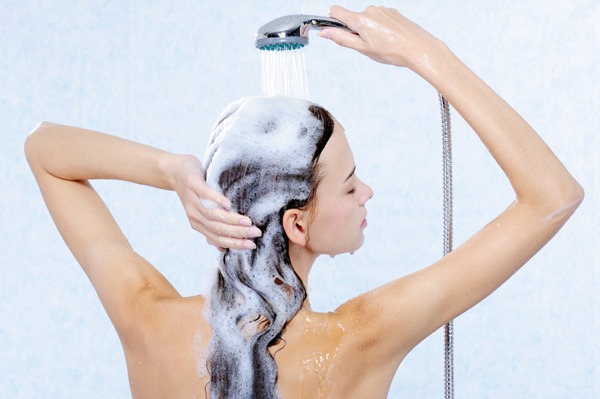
[320,5,445,73]
[171,154,260,251]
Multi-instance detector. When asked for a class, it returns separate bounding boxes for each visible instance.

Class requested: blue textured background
[1,0,598,397]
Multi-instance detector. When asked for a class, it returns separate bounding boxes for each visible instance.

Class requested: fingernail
[319,29,332,39]
[221,198,232,210]
[243,240,257,250]
[239,217,252,227]
[247,226,262,238]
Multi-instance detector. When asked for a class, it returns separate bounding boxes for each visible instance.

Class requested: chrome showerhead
[255,14,353,51]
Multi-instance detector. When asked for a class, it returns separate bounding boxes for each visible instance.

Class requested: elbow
[542,179,584,223]
[24,121,54,166]
[558,176,585,210]
[27,121,54,140]
[571,181,585,205]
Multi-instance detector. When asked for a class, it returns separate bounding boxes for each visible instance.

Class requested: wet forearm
[412,42,583,207]
[25,122,178,190]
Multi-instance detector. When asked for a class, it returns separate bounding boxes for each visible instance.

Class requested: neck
[288,242,318,308]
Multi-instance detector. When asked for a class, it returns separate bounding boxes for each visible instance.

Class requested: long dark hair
[202,96,334,399]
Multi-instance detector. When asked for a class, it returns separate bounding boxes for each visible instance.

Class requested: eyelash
[347,167,358,194]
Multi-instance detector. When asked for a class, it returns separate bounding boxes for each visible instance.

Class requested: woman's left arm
[326,5,584,365]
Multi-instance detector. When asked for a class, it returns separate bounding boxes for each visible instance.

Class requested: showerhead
[255,15,353,51]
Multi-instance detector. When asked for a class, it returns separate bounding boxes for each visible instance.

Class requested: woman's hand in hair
[320,5,445,72]
[170,154,260,251]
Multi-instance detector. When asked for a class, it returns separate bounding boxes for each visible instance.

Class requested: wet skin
[25,5,583,399]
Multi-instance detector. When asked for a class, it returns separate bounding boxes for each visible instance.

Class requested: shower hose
[439,93,454,399]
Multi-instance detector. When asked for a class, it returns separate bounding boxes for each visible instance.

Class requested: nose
[357,177,373,206]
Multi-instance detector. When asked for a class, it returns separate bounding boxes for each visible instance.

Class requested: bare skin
[25,5,583,399]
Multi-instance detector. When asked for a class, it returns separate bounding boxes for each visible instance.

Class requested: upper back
[122,296,397,399]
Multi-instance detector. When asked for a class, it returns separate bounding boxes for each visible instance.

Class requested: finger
[208,222,262,240]
[210,233,257,250]
[198,184,232,210]
[189,209,254,240]
[193,212,261,240]
[319,27,364,50]
[206,237,226,252]
[201,224,256,250]
[328,5,360,28]
[204,206,253,228]
[321,6,365,50]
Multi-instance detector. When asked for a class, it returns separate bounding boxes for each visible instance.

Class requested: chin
[321,232,365,256]
[348,235,365,254]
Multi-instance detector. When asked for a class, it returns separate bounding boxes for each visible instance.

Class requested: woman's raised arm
[323,6,584,365]
[24,123,259,328]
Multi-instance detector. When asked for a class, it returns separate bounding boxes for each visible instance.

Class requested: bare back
[123,294,400,399]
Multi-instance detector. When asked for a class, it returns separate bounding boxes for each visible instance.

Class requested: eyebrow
[344,166,356,182]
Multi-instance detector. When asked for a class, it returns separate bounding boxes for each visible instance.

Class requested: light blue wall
[1,0,597,397]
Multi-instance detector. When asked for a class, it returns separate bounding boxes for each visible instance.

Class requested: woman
[202,96,344,399]
[25,5,583,399]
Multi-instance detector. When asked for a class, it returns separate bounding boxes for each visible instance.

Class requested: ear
[282,208,308,247]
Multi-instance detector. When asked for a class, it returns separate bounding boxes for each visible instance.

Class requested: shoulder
[333,283,416,367]
[124,294,211,397]
[118,289,209,352]
[98,250,192,340]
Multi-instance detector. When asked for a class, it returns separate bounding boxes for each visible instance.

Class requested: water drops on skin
[302,346,341,397]
[297,314,346,398]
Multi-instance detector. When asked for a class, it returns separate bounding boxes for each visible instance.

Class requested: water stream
[261,48,310,99]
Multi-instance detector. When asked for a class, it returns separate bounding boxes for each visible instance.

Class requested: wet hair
[202,96,334,399]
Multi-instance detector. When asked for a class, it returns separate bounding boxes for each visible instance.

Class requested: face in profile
[303,120,373,256]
